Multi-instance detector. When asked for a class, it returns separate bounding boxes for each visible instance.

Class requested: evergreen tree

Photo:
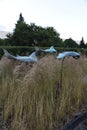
[79,37,85,48]
[9,13,33,46]
[17,13,24,24]
[7,13,63,46]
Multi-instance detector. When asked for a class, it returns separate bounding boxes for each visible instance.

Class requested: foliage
[0,38,5,45]
[63,38,79,48]
[0,13,87,49]
[79,37,85,48]
[17,13,24,23]
[6,13,63,47]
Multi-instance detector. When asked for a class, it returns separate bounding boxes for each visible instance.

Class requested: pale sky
[0,0,87,42]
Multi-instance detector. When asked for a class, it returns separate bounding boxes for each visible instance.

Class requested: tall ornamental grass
[0,55,86,130]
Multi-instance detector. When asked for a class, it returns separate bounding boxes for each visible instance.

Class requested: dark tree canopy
[17,13,24,24]
[79,37,85,48]
[6,13,63,46]
[63,38,79,48]
[5,13,83,48]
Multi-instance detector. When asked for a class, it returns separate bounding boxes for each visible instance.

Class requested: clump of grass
[0,55,87,130]
[13,62,33,81]
[0,56,14,106]
[57,58,84,118]
[0,56,13,78]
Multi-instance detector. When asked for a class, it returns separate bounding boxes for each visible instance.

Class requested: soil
[0,107,8,130]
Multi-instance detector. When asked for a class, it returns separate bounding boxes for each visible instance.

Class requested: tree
[0,39,4,45]
[12,22,30,46]
[63,38,79,48]
[33,26,63,47]
[17,13,24,24]
[79,37,85,48]
[44,27,63,47]
[7,13,63,46]
[7,13,34,46]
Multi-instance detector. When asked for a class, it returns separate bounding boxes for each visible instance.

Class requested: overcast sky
[0,0,87,42]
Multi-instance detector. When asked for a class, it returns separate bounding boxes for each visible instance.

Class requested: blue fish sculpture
[35,46,57,54]
[3,49,38,62]
[57,51,80,59]
[44,46,57,53]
